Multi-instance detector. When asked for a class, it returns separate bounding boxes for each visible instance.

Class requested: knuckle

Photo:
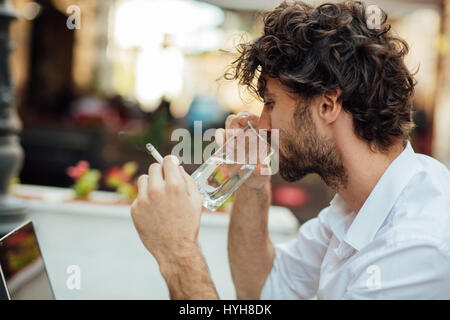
[147,185,163,198]
[163,154,180,165]
[149,163,160,171]
[136,193,147,205]
[238,110,251,117]
[166,182,182,194]
[226,114,236,121]
[137,174,147,185]
[138,173,147,180]
[225,115,237,128]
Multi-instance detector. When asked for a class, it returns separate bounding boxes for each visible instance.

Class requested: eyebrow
[263,90,276,100]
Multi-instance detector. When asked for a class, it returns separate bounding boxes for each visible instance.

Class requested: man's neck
[336,138,406,214]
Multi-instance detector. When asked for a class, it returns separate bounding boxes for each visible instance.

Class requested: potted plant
[66,161,101,199]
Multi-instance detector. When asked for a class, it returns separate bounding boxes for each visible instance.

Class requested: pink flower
[67,161,90,180]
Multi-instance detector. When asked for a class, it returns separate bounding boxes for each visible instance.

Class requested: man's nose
[258,106,272,131]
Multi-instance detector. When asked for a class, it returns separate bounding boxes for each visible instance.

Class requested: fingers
[237,112,260,128]
[180,166,199,197]
[225,114,238,129]
[136,174,149,203]
[222,111,260,147]
[225,110,259,130]
[137,174,148,194]
[145,156,189,199]
[148,162,164,194]
[162,155,183,190]
[215,128,225,147]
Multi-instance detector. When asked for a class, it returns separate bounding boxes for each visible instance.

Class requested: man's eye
[264,101,275,109]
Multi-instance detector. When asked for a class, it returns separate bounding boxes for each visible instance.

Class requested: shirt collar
[327,195,354,241]
[340,141,422,251]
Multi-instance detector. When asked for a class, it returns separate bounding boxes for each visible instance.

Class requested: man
[130,0,450,299]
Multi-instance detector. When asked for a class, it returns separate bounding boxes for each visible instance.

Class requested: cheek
[270,108,288,131]
[274,101,296,128]
[272,110,296,146]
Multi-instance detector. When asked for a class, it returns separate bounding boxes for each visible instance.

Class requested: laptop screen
[0,221,55,300]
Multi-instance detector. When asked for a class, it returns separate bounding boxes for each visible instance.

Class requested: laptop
[0,221,55,300]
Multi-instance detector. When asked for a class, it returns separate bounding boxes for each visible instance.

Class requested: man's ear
[318,89,342,124]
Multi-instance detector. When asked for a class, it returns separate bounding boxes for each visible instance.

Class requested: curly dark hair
[224,0,416,151]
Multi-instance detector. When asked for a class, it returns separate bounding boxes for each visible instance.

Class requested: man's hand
[222,111,275,299]
[130,155,219,299]
[131,155,203,266]
[215,110,272,190]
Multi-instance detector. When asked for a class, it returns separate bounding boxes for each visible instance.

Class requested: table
[9,184,299,299]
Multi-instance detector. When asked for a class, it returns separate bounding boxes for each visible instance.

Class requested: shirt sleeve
[259,207,333,300]
[343,237,450,299]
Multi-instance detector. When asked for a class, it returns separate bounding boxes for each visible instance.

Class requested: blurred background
[5,0,450,223]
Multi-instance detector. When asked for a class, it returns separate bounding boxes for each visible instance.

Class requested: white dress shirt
[260,141,450,299]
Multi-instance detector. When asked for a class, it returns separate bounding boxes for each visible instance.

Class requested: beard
[278,102,348,190]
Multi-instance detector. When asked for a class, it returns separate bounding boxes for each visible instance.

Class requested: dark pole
[0,0,25,236]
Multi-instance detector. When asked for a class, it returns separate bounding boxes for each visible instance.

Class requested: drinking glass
[191,121,273,211]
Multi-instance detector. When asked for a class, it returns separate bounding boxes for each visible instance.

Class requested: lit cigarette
[146,143,164,164]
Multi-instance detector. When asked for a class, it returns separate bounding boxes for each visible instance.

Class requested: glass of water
[191,120,273,211]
